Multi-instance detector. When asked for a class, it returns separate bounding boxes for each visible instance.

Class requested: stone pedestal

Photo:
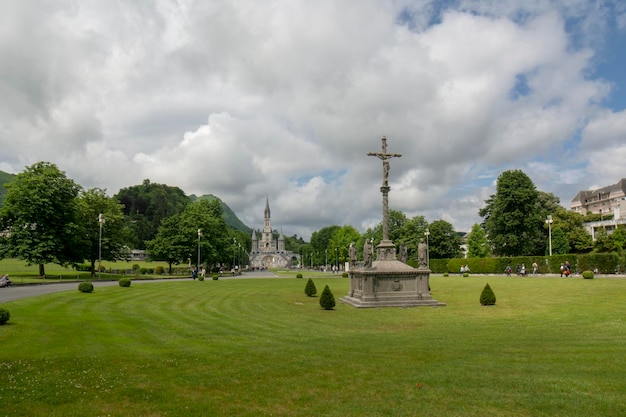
[341,241,445,308]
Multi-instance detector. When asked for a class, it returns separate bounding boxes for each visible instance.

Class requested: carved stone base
[341,258,446,308]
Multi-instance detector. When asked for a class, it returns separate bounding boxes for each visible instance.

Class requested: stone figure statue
[349,242,357,268]
[418,238,427,268]
[363,239,373,268]
[399,242,408,263]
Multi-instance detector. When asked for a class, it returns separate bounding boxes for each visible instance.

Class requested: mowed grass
[1,276,625,417]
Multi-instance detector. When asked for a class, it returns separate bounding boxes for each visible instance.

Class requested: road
[0,270,279,304]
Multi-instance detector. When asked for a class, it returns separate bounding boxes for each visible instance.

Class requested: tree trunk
[91,259,96,277]
[39,263,45,277]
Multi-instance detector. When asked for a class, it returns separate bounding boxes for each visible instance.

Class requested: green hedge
[429,253,622,275]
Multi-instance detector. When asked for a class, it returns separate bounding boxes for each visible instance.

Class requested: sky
[1,0,626,240]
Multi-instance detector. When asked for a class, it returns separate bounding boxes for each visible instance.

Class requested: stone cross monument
[341,136,445,308]
[367,136,401,259]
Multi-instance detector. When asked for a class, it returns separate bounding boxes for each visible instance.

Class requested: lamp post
[98,213,105,280]
[197,229,202,270]
[325,249,328,272]
[546,215,553,256]
[335,247,338,273]
[238,242,241,274]
[233,238,237,270]
[424,228,430,268]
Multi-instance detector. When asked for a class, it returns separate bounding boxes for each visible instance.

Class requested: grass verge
[1,276,625,416]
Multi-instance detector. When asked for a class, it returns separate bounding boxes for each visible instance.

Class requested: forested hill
[191,194,252,234]
[0,170,252,234]
[0,170,15,205]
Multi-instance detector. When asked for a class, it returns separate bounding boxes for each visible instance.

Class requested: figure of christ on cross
[367,136,402,246]
[367,136,401,187]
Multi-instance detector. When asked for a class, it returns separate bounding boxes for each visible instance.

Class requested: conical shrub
[304,278,317,297]
[319,285,336,310]
[480,283,496,306]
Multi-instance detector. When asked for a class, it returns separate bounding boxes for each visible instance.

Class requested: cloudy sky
[1,0,625,240]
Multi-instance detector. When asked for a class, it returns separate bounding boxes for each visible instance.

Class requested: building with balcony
[571,178,626,240]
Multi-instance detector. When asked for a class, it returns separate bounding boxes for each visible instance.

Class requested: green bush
[78,282,94,293]
[0,308,10,325]
[212,275,219,280]
[463,273,469,277]
[118,278,131,287]
[319,285,336,310]
[342,272,348,278]
[132,264,141,271]
[75,263,91,272]
[305,278,317,297]
[443,272,449,277]
[198,275,205,281]
[296,273,303,279]
[480,283,496,306]
[155,266,164,275]
[582,270,594,279]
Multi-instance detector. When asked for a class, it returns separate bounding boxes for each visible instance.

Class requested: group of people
[0,274,12,288]
[560,261,572,277]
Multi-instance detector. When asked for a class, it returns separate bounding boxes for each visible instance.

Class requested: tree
[76,188,129,277]
[480,170,544,256]
[115,179,189,249]
[0,162,81,276]
[319,285,336,310]
[146,199,231,272]
[329,226,361,266]
[479,283,496,306]
[549,228,570,255]
[305,278,317,297]
[427,220,462,259]
[310,225,340,267]
[466,223,490,258]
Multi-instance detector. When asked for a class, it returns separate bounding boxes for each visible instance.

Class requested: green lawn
[1,275,625,416]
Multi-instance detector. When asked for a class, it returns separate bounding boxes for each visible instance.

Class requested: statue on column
[418,238,428,268]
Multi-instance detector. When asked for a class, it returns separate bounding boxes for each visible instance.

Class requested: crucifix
[367,136,401,244]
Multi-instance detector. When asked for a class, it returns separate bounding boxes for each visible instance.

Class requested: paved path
[0,270,279,304]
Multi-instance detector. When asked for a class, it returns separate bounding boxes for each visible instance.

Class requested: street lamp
[238,242,241,274]
[546,215,553,256]
[335,247,338,273]
[98,213,105,280]
[325,249,328,272]
[424,228,430,268]
[197,229,202,270]
[233,238,237,270]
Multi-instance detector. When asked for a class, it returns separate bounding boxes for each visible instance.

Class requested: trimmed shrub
[319,285,336,310]
[0,308,10,325]
[582,270,594,279]
[296,273,303,279]
[118,278,131,287]
[305,278,317,297]
[342,272,348,278]
[443,272,449,277]
[198,275,205,281]
[463,273,469,277]
[155,266,165,275]
[480,283,496,306]
[212,275,219,280]
[78,282,94,293]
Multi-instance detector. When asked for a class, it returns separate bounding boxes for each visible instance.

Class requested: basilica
[248,198,296,269]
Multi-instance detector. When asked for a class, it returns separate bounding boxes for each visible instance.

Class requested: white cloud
[0,0,623,239]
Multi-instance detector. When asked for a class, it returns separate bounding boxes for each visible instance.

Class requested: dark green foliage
[198,275,205,281]
[0,308,10,325]
[78,282,94,293]
[582,270,594,279]
[319,285,336,310]
[118,278,131,287]
[480,283,496,306]
[428,219,463,259]
[342,272,348,278]
[212,275,219,280]
[480,170,545,256]
[305,278,317,297]
[296,273,303,279]
[155,266,164,275]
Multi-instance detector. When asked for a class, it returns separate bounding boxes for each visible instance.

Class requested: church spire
[264,196,270,219]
